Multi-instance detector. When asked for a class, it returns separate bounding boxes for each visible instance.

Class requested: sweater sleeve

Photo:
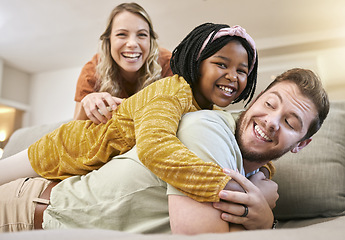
[74,54,99,102]
[133,80,230,202]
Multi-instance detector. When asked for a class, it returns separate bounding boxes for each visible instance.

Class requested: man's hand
[213,169,275,230]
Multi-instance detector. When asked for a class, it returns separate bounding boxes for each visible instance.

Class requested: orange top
[74,47,173,102]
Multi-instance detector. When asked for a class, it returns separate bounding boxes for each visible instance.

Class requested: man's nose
[266,115,280,132]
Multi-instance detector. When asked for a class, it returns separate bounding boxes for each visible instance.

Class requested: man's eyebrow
[271,91,303,129]
[271,91,283,103]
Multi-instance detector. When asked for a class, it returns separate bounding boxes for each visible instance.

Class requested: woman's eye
[138,33,148,37]
[116,33,126,37]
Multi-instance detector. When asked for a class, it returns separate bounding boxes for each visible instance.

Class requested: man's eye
[285,119,295,129]
[265,102,273,108]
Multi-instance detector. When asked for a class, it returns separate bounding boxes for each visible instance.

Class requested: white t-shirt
[43,110,243,233]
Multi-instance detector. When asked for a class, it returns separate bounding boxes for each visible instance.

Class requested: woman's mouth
[122,52,141,60]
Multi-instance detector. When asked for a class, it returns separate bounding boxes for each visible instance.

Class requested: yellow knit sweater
[28,75,230,202]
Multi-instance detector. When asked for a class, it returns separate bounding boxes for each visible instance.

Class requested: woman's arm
[73,102,88,120]
[74,93,122,124]
[73,54,123,124]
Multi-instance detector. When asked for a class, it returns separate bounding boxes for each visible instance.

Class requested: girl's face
[194,41,249,109]
[110,11,151,77]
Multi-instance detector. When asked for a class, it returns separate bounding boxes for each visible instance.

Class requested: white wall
[0,63,31,108]
[29,67,81,126]
[225,46,345,111]
[2,65,30,104]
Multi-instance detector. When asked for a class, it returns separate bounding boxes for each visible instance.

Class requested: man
[0,68,329,234]
[170,67,329,233]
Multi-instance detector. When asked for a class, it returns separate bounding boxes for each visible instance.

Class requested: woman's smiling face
[194,40,249,109]
[110,11,151,75]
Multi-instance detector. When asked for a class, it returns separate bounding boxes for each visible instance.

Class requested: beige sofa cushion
[2,120,68,159]
[273,101,345,220]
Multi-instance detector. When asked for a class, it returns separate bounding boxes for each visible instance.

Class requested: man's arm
[168,195,230,234]
[214,170,276,230]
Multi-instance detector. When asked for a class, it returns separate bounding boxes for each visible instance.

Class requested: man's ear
[291,138,312,153]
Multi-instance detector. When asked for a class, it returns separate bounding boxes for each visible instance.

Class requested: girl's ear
[291,138,312,153]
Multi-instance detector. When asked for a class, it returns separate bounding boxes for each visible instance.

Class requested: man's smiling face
[236,81,317,164]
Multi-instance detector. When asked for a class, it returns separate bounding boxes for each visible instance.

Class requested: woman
[74,2,173,124]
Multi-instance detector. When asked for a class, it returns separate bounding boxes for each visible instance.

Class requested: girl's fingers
[224,169,258,194]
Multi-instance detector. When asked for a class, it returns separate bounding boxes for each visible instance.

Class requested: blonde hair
[95,2,162,96]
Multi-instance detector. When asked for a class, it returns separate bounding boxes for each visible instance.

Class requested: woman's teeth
[254,125,271,141]
[122,53,140,59]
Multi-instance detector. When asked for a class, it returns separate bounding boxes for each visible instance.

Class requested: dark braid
[170,23,227,87]
[170,22,257,105]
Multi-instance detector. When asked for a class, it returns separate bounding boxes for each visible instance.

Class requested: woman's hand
[75,92,123,124]
[213,169,276,230]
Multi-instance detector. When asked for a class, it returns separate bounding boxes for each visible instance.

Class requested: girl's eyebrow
[213,55,249,69]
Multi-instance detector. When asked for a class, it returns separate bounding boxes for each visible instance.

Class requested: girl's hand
[248,171,279,209]
[213,169,275,230]
[80,92,122,124]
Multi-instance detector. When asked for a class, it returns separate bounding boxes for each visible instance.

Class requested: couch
[1,101,345,240]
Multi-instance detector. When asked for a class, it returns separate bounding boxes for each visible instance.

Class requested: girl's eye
[237,69,248,76]
[216,62,226,68]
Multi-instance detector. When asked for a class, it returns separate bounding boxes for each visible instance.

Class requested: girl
[73,2,173,124]
[0,23,258,202]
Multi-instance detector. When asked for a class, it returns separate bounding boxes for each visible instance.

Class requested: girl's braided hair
[170,23,258,105]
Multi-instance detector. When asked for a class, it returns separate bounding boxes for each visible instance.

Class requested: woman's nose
[126,35,138,48]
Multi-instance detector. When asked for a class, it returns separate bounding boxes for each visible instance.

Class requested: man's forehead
[264,82,300,101]
[261,81,317,128]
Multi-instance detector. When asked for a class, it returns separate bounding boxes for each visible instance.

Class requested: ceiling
[0,0,345,74]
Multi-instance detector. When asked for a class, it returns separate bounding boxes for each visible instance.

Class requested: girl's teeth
[255,125,271,141]
[218,85,233,94]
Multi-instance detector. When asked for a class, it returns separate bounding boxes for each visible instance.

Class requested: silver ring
[240,204,248,217]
